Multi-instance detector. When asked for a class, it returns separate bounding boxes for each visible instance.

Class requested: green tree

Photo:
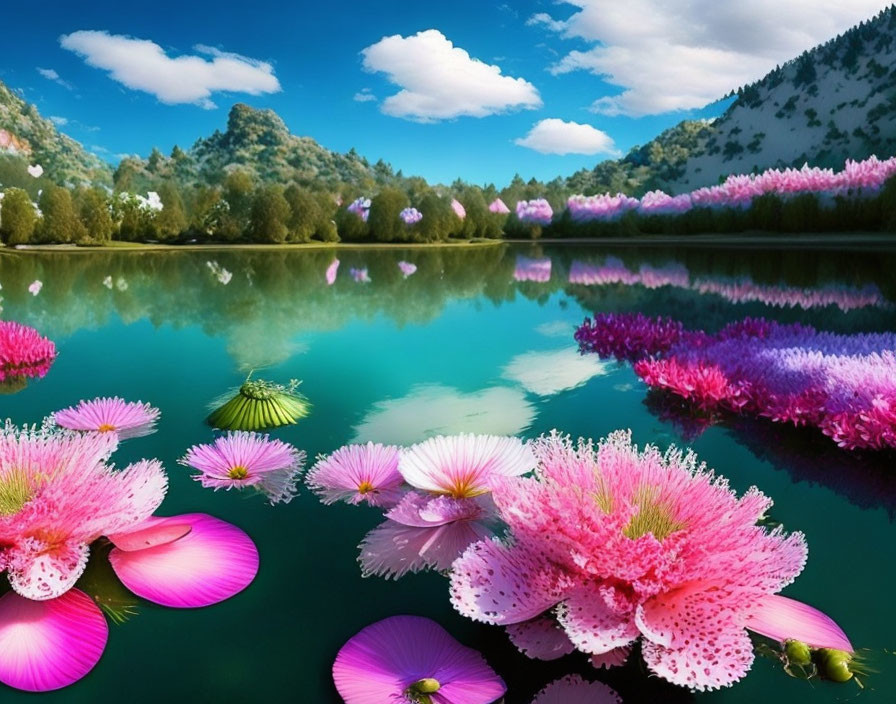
[0,188,37,245]
[155,182,188,240]
[36,185,85,243]
[283,184,320,243]
[248,185,290,243]
[367,187,408,242]
[217,171,254,240]
[416,191,452,242]
[78,187,114,243]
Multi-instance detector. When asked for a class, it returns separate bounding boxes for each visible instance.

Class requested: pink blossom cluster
[563,155,896,222]
[576,314,896,449]
[568,257,887,311]
[567,193,639,222]
[449,430,851,692]
[347,197,371,222]
[0,321,57,383]
[489,197,511,214]
[514,255,552,283]
[399,207,422,225]
[516,198,554,226]
[451,198,467,220]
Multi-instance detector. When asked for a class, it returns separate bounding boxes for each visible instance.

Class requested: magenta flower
[398,260,418,277]
[180,431,305,505]
[326,258,340,285]
[0,422,259,692]
[450,430,851,692]
[306,442,404,507]
[531,674,621,703]
[359,434,536,579]
[332,615,506,704]
[0,321,57,384]
[53,397,160,439]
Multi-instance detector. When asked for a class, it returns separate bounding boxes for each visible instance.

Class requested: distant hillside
[0,80,111,186]
[114,103,398,192]
[566,5,896,196]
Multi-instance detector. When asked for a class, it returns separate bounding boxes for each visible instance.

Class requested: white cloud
[535,320,576,338]
[534,1,891,116]
[353,89,377,103]
[502,347,612,396]
[515,118,619,155]
[59,30,281,109]
[37,67,72,90]
[361,29,542,121]
[352,384,535,444]
[49,115,69,126]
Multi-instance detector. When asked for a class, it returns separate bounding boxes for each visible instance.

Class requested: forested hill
[113,103,402,193]
[0,80,111,186]
[564,5,896,196]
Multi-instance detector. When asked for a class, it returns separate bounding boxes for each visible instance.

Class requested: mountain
[114,103,396,192]
[566,5,896,196]
[0,80,111,186]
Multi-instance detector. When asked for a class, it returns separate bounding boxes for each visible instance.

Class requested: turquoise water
[0,243,894,703]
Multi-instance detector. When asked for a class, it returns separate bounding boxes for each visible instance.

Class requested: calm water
[1,243,894,703]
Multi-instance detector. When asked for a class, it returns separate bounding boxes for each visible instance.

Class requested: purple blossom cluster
[516,198,554,226]
[346,197,371,222]
[399,207,422,225]
[513,255,552,283]
[576,313,896,450]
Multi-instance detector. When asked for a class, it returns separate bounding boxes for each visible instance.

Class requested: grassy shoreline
[2,232,893,253]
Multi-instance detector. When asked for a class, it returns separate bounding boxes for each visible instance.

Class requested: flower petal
[505,614,575,661]
[108,513,258,608]
[635,580,741,649]
[641,625,754,692]
[0,588,107,692]
[590,646,631,669]
[745,594,852,652]
[556,584,639,655]
[6,540,90,601]
[108,519,192,551]
[531,674,621,704]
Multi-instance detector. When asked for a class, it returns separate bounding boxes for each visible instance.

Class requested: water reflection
[351,384,535,444]
[502,347,612,396]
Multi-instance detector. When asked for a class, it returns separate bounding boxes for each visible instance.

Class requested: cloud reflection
[502,347,612,396]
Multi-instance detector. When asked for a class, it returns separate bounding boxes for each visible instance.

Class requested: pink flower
[488,198,510,214]
[332,615,506,704]
[359,434,536,579]
[0,321,56,384]
[0,422,258,692]
[326,258,340,285]
[451,198,466,219]
[306,442,404,507]
[398,260,417,277]
[180,431,304,505]
[531,674,621,703]
[28,280,42,296]
[53,397,160,439]
[450,430,851,692]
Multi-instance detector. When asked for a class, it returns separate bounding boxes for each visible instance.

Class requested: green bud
[784,639,812,666]
[410,678,441,694]
[814,648,854,682]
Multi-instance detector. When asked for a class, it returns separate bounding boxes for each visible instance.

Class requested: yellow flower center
[227,465,249,480]
[357,480,375,494]
[97,423,117,432]
[623,486,686,541]
[0,469,34,516]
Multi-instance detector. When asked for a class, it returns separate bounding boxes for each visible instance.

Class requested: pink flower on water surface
[332,615,506,704]
[326,258,340,285]
[307,442,404,507]
[0,321,57,383]
[27,280,42,296]
[531,674,621,704]
[398,260,418,277]
[53,397,160,439]
[0,422,258,692]
[450,430,851,692]
[359,434,536,579]
[180,431,305,505]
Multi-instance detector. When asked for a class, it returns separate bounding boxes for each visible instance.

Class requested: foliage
[0,187,36,244]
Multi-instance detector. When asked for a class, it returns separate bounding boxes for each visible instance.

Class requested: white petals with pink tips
[6,540,90,601]
[0,589,107,692]
[109,513,258,608]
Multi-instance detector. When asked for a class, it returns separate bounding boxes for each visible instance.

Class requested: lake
[0,242,894,703]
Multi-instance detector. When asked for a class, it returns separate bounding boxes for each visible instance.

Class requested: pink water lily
[53,396,160,439]
[307,442,404,507]
[0,321,57,384]
[450,430,852,692]
[332,615,506,704]
[0,421,258,692]
[358,434,536,579]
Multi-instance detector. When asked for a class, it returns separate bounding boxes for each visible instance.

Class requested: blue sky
[1,0,888,186]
